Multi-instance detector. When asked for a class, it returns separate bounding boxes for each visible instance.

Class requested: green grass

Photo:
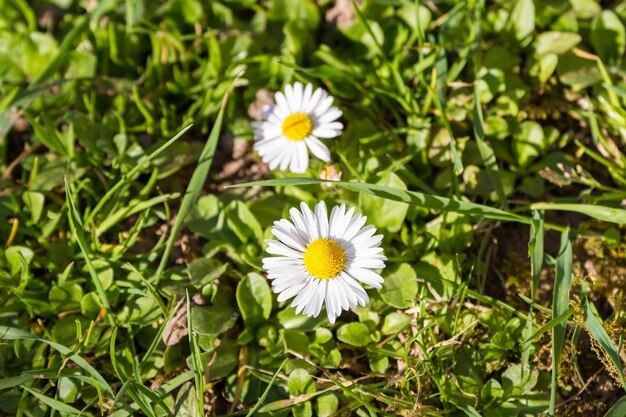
[2,1,626,416]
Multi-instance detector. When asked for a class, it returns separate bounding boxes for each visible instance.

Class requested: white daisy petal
[301,83,313,110]
[312,124,343,139]
[304,136,331,162]
[276,281,308,302]
[293,82,304,111]
[317,107,342,124]
[275,91,291,113]
[314,95,334,116]
[305,88,324,113]
[315,201,329,238]
[300,202,319,240]
[346,266,384,288]
[262,202,387,323]
[265,240,304,258]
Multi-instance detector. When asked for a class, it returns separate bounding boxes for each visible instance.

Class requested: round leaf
[379,263,417,309]
[337,322,371,347]
[236,273,272,326]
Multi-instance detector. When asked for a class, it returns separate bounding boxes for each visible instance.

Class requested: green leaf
[277,307,327,331]
[0,326,113,394]
[22,191,45,223]
[4,246,33,275]
[173,382,200,417]
[191,302,238,337]
[316,393,338,417]
[369,354,389,373]
[236,273,272,326]
[86,124,192,225]
[337,322,371,347]
[48,283,83,312]
[359,172,409,232]
[58,376,80,403]
[381,312,411,335]
[379,263,417,309]
[590,10,626,63]
[604,395,626,417]
[508,0,535,41]
[582,296,626,389]
[22,386,81,415]
[550,229,573,416]
[226,200,263,243]
[535,31,581,56]
[188,258,228,287]
[154,76,240,285]
[227,178,530,224]
[288,369,316,396]
[514,121,545,167]
[556,51,602,90]
[530,203,626,225]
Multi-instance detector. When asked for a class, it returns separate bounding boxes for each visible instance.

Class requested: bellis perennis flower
[252,82,343,174]
[262,201,386,324]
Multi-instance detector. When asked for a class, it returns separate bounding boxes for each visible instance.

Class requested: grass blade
[85,124,192,226]
[582,296,626,390]
[244,359,288,417]
[152,74,241,285]
[0,326,113,395]
[604,395,626,417]
[530,203,626,225]
[187,290,205,414]
[228,178,527,223]
[22,386,82,415]
[65,177,115,325]
[521,307,574,346]
[550,229,573,416]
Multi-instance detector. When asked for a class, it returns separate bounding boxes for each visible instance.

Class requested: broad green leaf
[369,354,389,373]
[359,172,409,232]
[48,283,83,312]
[379,263,417,309]
[22,191,45,223]
[277,307,327,331]
[5,246,33,275]
[173,382,200,417]
[226,200,263,243]
[188,258,228,287]
[590,10,626,63]
[316,393,338,417]
[508,0,535,41]
[191,302,237,336]
[535,31,581,56]
[514,121,545,167]
[337,322,370,347]
[381,312,411,335]
[556,51,602,90]
[236,273,272,326]
[58,376,80,403]
[288,369,316,395]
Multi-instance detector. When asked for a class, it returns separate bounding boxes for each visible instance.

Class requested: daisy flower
[262,201,386,324]
[252,82,343,174]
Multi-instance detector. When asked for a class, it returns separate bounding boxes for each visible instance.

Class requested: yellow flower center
[303,238,346,279]
[282,112,312,141]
